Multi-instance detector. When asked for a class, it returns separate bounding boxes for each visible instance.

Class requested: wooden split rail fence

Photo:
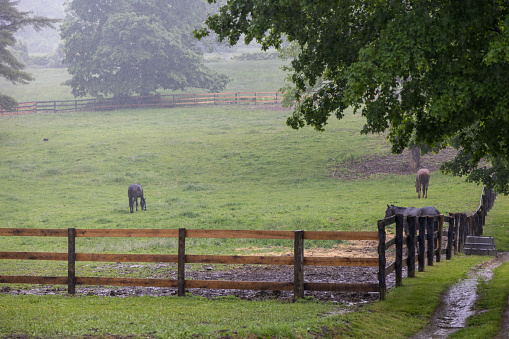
[378,186,497,300]
[0,92,282,116]
[0,228,379,300]
[0,188,497,300]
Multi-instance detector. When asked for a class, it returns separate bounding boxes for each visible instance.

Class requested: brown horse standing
[415,168,430,199]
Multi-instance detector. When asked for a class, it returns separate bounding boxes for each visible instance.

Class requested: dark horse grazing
[385,204,440,235]
[128,183,146,213]
[415,168,430,199]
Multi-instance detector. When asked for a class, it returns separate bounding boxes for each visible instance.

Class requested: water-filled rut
[411,252,509,339]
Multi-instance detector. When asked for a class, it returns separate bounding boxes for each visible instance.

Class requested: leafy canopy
[61,0,228,98]
[196,0,509,194]
[0,0,57,110]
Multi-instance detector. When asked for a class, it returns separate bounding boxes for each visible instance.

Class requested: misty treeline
[12,0,241,69]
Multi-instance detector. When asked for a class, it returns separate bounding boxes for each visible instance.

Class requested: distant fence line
[0,92,283,116]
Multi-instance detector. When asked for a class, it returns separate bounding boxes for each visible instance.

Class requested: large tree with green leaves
[197,0,509,194]
[0,0,57,110]
[61,0,228,98]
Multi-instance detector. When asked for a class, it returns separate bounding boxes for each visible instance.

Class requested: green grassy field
[0,59,287,102]
[0,61,507,338]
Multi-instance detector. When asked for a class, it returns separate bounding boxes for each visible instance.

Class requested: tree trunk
[410,147,421,172]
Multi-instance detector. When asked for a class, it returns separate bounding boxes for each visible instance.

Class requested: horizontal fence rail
[0,228,380,300]
[0,92,283,116]
[0,187,497,300]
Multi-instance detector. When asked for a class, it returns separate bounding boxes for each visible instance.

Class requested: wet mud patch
[0,263,394,305]
[411,253,509,339]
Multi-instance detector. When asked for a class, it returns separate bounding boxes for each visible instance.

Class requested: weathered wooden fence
[0,92,283,116]
[0,187,497,300]
[378,186,497,300]
[0,228,379,300]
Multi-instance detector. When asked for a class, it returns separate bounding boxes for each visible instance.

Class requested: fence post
[377,220,386,300]
[427,216,434,266]
[447,216,454,260]
[454,213,460,255]
[68,228,76,295]
[293,230,304,301]
[418,217,426,272]
[482,194,487,225]
[458,214,467,252]
[436,215,443,263]
[395,215,404,287]
[178,228,186,297]
[407,216,416,278]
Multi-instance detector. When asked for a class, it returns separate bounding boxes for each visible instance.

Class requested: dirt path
[411,252,509,339]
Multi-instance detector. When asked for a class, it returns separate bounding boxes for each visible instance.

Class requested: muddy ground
[0,262,389,305]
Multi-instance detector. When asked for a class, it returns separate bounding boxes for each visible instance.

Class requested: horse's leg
[425,184,428,198]
[129,197,134,213]
[135,198,138,211]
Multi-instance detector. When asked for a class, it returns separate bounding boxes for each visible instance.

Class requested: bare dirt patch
[330,147,457,180]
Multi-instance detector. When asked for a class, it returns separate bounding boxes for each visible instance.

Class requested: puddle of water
[411,263,498,339]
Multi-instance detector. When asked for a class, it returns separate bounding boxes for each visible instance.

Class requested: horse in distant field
[384,204,440,235]
[128,183,146,213]
[415,168,430,199]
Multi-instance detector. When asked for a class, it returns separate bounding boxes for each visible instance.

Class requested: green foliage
[197,0,509,194]
[0,0,58,110]
[61,0,229,98]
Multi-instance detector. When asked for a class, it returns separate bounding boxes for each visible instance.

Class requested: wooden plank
[418,217,426,272]
[447,218,454,260]
[0,275,67,285]
[68,228,76,295]
[75,229,179,238]
[77,277,178,288]
[395,215,403,287]
[303,231,379,241]
[436,215,443,263]
[0,228,379,241]
[178,228,186,297]
[294,230,305,300]
[185,229,294,239]
[305,282,379,293]
[407,216,416,278]
[185,280,294,291]
[385,262,396,276]
[304,257,378,267]
[378,219,386,300]
[0,252,67,260]
[185,255,378,267]
[0,228,67,237]
[427,216,434,266]
[186,255,293,265]
[383,215,396,225]
[385,237,396,250]
[76,253,178,263]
